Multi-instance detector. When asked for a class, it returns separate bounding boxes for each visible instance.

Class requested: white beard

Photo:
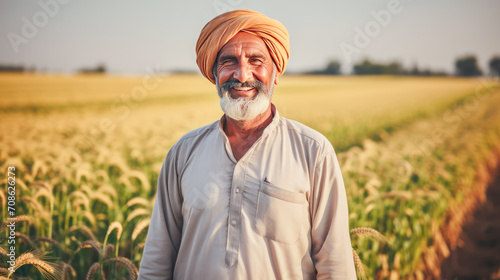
[216,70,276,121]
[219,89,271,121]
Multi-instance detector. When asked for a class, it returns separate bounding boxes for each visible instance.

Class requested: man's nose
[232,62,252,83]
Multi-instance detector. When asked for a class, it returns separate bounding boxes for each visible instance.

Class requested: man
[139,9,356,280]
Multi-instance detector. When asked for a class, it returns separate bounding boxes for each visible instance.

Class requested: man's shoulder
[170,120,219,152]
[180,120,219,141]
[279,117,334,153]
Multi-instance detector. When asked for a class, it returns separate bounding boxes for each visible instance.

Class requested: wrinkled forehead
[217,32,271,60]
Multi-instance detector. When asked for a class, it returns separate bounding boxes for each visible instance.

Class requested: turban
[196,9,290,84]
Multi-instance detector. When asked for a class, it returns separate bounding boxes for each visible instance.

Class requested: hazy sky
[1,0,499,74]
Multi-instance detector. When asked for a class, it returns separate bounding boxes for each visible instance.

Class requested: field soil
[416,149,500,279]
[440,159,500,279]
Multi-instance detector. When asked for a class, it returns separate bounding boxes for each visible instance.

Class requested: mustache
[220,79,267,93]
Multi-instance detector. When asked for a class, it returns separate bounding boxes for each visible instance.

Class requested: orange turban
[196,9,290,84]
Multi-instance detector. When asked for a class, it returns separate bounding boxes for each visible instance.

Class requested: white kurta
[139,105,356,280]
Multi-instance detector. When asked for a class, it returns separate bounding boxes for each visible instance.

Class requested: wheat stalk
[31,160,47,178]
[34,188,54,206]
[103,221,123,257]
[8,251,61,280]
[20,197,51,222]
[93,192,114,209]
[108,156,130,174]
[82,210,97,227]
[352,248,365,279]
[15,178,29,191]
[80,184,94,199]
[104,257,137,280]
[2,157,26,173]
[105,244,115,258]
[136,243,145,250]
[0,215,32,232]
[32,181,52,191]
[35,237,73,255]
[118,176,137,193]
[0,191,5,209]
[0,267,9,276]
[97,184,117,199]
[127,170,151,192]
[106,222,123,241]
[125,208,150,223]
[69,191,90,210]
[76,240,103,256]
[15,233,34,247]
[132,242,146,256]
[69,225,97,241]
[363,203,376,215]
[35,237,61,248]
[364,178,382,197]
[350,227,387,245]
[85,262,104,280]
[132,219,150,241]
[95,169,110,182]
[383,190,412,200]
[60,262,76,280]
[126,197,150,208]
[76,163,94,184]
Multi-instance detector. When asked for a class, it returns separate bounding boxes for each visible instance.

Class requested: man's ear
[274,69,282,85]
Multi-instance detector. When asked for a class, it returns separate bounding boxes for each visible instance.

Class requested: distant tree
[489,56,500,76]
[78,63,107,74]
[27,66,36,73]
[410,64,420,76]
[170,69,198,74]
[94,64,106,73]
[353,59,403,75]
[323,60,341,75]
[0,64,25,72]
[305,60,342,75]
[455,55,482,77]
[385,62,404,75]
[407,63,448,76]
[353,59,383,75]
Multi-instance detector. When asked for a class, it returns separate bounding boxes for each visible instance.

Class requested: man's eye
[220,59,235,65]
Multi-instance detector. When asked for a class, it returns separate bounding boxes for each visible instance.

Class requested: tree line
[1,55,499,76]
[0,63,107,74]
[305,55,500,77]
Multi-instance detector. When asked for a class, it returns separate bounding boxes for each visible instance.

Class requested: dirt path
[440,163,500,279]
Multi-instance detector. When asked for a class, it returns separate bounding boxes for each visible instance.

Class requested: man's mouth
[231,86,255,91]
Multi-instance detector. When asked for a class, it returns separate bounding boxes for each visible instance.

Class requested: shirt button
[235,187,240,193]
[231,219,237,226]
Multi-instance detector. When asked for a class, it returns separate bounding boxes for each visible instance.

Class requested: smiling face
[215,32,281,99]
[214,32,281,121]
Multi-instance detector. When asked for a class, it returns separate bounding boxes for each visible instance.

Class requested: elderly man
[139,9,356,280]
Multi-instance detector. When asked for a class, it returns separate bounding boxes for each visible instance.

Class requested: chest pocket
[254,180,307,244]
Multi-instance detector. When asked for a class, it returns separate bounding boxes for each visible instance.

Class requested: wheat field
[1,73,499,279]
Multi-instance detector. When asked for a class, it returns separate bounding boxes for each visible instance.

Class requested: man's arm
[310,150,357,280]
[138,149,183,280]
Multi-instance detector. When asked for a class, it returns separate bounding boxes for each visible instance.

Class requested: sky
[0,0,499,75]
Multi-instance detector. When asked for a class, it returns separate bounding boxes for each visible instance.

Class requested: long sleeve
[310,150,357,280]
[138,148,183,280]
